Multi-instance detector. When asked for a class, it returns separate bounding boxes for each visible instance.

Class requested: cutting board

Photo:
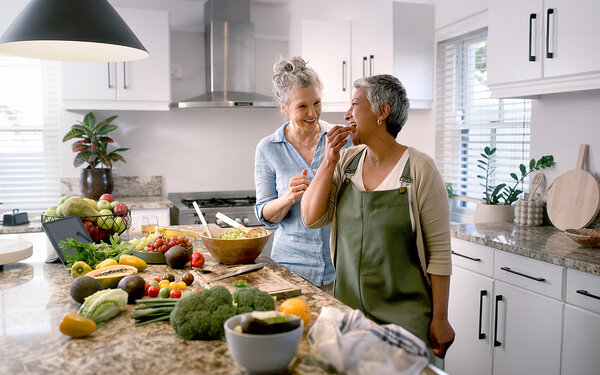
[0,239,33,266]
[547,144,600,230]
[193,265,302,299]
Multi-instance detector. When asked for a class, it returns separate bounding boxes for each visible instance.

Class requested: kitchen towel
[307,306,428,375]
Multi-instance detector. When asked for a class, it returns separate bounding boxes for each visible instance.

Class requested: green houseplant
[62,112,128,199]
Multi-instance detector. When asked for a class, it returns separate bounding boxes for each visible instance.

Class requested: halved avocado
[240,314,302,335]
[85,264,138,289]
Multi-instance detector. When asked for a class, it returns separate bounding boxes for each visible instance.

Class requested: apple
[98,214,115,230]
[112,216,127,232]
[99,193,115,203]
[58,196,70,205]
[96,199,112,211]
[110,200,120,208]
[112,202,129,214]
[99,209,113,215]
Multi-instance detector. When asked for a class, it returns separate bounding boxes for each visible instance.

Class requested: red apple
[112,202,129,214]
[99,193,115,203]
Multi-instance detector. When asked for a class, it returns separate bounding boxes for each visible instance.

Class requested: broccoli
[233,287,275,314]
[170,286,237,340]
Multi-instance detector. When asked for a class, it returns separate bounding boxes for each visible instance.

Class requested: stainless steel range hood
[172,0,276,108]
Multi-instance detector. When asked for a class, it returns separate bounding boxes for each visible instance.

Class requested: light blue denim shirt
[254,120,343,286]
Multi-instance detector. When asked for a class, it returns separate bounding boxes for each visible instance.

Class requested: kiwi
[117,275,146,304]
[165,246,190,269]
[70,275,103,304]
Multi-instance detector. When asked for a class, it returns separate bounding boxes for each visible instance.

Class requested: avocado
[117,275,146,304]
[70,275,104,304]
[165,246,190,269]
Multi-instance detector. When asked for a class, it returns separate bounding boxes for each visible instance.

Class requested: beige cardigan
[305,145,452,284]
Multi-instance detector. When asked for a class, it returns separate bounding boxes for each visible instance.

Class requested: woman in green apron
[302,74,455,360]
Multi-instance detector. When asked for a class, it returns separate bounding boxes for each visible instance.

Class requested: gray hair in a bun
[272,56,323,105]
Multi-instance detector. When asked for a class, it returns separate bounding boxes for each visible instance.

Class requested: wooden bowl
[564,228,600,248]
[199,227,272,264]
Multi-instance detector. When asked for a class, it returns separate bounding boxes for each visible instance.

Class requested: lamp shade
[0,0,149,62]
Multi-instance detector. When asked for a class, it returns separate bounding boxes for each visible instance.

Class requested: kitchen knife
[204,263,265,284]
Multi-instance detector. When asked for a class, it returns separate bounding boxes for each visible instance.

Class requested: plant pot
[474,203,515,224]
[80,168,113,200]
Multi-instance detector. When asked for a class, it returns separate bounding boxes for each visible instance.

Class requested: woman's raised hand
[285,169,310,205]
[325,125,355,166]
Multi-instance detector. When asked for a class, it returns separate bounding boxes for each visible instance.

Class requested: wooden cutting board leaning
[547,144,600,231]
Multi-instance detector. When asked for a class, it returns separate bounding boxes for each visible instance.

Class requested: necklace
[367,144,402,163]
[288,129,319,151]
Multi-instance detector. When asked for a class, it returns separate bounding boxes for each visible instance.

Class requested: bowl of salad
[199,227,271,264]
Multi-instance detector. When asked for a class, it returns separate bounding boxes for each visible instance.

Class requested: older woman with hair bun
[302,74,455,359]
[254,56,348,294]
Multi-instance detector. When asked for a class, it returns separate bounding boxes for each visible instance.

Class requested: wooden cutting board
[547,144,600,230]
[193,265,302,299]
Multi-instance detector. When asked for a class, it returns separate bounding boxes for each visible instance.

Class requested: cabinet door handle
[478,290,487,340]
[363,56,367,77]
[451,250,481,262]
[494,294,502,347]
[123,62,127,89]
[342,60,347,92]
[369,54,374,76]
[576,289,600,301]
[500,266,546,282]
[546,8,555,58]
[528,13,537,62]
[107,63,112,88]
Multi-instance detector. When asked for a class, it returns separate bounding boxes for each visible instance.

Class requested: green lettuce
[79,289,128,325]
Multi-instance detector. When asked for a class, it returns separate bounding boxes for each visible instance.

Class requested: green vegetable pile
[60,233,134,269]
[169,286,275,340]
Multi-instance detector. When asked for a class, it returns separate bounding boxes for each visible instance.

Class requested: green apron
[334,150,433,343]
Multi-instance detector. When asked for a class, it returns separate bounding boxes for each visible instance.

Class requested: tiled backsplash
[61,176,163,197]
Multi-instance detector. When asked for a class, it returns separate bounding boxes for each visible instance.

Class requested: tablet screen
[42,216,93,264]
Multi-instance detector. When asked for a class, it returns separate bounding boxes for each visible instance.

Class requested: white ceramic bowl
[224,312,303,375]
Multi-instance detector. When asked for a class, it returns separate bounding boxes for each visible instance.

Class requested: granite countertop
[451,223,600,276]
[0,225,444,375]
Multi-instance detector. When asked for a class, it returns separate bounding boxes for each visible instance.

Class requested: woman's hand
[429,317,455,359]
[284,169,310,206]
[324,125,355,167]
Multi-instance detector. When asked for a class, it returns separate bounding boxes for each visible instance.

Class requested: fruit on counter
[62,198,101,221]
[83,220,103,242]
[182,272,194,286]
[118,254,147,271]
[117,275,147,304]
[78,289,128,325]
[96,200,112,211]
[70,275,104,304]
[169,289,182,299]
[278,297,311,326]
[147,285,159,298]
[83,198,97,207]
[112,202,128,214]
[159,287,171,298]
[99,193,115,203]
[95,258,118,270]
[71,261,93,278]
[165,246,190,269]
[59,312,97,338]
[190,252,205,268]
[58,195,70,205]
[238,311,301,335]
[162,273,175,282]
[85,264,138,289]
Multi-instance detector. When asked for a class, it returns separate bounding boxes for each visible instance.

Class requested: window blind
[0,56,60,213]
[435,28,531,216]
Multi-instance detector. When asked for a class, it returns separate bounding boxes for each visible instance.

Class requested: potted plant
[474,146,554,223]
[62,112,128,200]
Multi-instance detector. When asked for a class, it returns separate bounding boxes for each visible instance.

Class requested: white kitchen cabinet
[61,8,171,111]
[488,0,600,98]
[446,238,564,375]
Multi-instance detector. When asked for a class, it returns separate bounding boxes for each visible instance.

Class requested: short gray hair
[353,74,410,137]
[272,56,323,105]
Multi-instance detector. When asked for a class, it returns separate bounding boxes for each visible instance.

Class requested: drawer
[450,238,494,277]
[494,250,564,300]
[566,268,600,314]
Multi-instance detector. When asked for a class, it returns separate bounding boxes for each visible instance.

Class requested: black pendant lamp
[0,0,149,62]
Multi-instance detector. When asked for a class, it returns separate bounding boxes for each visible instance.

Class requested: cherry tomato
[159,287,171,298]
[169,289,182,299]
[158,279,170,289]
[153,277,161,283]
[147,286,159,298]
[149,280,159,288]
[192,287,202,292]
[177,281,187,290]
[144,283,151,296]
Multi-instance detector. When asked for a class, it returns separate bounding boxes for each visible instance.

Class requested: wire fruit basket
[41,210,132,243]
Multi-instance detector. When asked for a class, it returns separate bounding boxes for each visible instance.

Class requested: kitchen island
[0,225,444,375]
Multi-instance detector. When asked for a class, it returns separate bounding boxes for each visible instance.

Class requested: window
[0,56,60,213]
[435,28,531,221]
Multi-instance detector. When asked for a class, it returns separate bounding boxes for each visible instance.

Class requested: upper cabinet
[291,0,432,111]
[61,8,171,111]
[488,0,600,98]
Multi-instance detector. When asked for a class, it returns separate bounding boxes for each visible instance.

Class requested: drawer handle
[451,250,481,262]
[494,295,502,347]
[576,289,600,301]
[500,266,546,282]
[478,290,487,340]
[528,13,536,62]
[546,8,555,59]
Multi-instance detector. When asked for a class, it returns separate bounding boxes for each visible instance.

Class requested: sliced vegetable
[78,289,128,325]
[71,261,92,278]
[59,312,97,338]
[118,254,147,271]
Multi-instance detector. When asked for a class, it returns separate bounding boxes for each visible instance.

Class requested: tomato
[147,286,159,298]
[149,280,159,288]
[192,287,202,292]
[190,252,205,268]
[153,277,161,283]
[182,272,194,285]
[177,281,187,290]
[144,283,151,296]
[159,287,171,298]
[169,289,182,299]
[169,281,179,290]
[158,279,170,289]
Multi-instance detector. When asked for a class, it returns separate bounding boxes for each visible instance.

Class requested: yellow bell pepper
[118,254,147,271]
[59,312,96,338]
[71,261,92,278]
[95,258,118,270]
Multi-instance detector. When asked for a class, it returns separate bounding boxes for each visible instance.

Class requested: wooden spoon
[528,173,545,201]
[215,212,266,238]
[192,201,213,238]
